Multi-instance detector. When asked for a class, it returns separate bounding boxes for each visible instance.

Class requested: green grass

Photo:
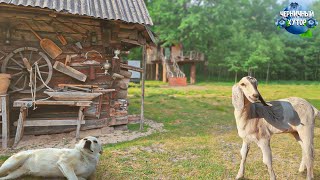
[2,81,320,179]
[127,123,149,132]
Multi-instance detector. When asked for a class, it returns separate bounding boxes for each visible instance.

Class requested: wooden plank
[14,119,85,127]
[58,84,99,88]
[120,63,143,72]
[93,89,116,93]
[13,106,27,147]
[13,100,92,107]
[1,95,9,149]
[53,61,87,82]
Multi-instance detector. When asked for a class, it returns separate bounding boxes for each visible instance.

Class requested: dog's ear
[83,140,93,152]
[232,84,244,110]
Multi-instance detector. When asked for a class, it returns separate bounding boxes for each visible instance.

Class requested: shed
[0,0,153,146]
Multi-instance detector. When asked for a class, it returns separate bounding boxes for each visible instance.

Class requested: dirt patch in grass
[0,119,165,156]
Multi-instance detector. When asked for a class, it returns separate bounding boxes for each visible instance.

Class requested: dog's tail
[0,151,31,177]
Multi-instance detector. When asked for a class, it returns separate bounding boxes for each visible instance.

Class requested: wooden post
[76,106,85,140]
[14,106,27,147]
[140,45,147,131]
[1,95,9,148]
[190,63,196,84]
[155,63,159,81]
[162,62,167,82]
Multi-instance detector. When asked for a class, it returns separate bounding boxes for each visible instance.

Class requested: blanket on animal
[250,101,301,131]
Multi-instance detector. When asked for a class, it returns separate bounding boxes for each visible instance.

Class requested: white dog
[0,136,102,180]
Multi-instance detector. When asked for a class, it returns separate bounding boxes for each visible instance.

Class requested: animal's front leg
[236,140,250,179]
[57,161,78,180]
[258,139,276,180]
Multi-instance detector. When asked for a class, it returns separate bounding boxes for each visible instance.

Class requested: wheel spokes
[29,51,33,64]
[39,71,49,74]
[13,74,25,86]
[38,64,48,68]
[11,72,23,77]
[33,57,43,65]
[7,66,22,71]
[2,48,53,92]
[9,58,24,68]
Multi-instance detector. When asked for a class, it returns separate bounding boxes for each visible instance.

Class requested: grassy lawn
[1,81,320,179]
[96,81,320,180]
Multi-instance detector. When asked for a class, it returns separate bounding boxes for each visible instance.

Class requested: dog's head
[77,136,103,155]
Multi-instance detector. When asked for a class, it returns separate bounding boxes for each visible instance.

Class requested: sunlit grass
[1,81,320,179]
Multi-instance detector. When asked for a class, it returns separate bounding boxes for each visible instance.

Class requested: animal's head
[232,76,268,110]
[77,136,103,155]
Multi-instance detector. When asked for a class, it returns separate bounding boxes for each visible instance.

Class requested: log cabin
[0,0,154,144]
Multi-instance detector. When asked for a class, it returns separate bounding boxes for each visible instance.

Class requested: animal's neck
[80,149,99,161]
[235,97,252,129]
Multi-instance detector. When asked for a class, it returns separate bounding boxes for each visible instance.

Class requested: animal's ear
[258,92,269,106]
[232,84,244,110]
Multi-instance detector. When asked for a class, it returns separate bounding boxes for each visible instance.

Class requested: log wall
[0,7,145,135]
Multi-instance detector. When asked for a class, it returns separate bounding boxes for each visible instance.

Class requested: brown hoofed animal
[232,76,319,180]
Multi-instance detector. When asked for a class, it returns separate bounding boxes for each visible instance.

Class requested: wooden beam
[109,116,128,126]
[13,100,92,107]
[190,63,196,84]
[121,39,142,46]
[140,45,147,131]
[162,62,167,82]
[14,119,85,127]
[155,63,159,81]
[120,63,143,72]
[1,95,9,149]
[76,107,85,140]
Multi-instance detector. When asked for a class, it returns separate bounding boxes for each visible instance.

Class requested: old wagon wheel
[1,47,53,93]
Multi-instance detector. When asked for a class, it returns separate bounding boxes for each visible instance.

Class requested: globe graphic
[283,5,308,34]
[285,24,308,34]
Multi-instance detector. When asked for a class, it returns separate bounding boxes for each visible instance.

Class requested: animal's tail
[0,151,31,177]
[312,106,320,119]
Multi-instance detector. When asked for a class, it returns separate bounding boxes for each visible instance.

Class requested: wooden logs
[116,90,128,99]
[119,70,132,78]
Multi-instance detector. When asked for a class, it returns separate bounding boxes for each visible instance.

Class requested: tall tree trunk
[266,62,270,84]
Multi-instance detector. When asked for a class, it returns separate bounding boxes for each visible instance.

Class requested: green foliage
[146,0,320,81]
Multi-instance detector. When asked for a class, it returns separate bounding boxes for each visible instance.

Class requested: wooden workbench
[13,99,92,147]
